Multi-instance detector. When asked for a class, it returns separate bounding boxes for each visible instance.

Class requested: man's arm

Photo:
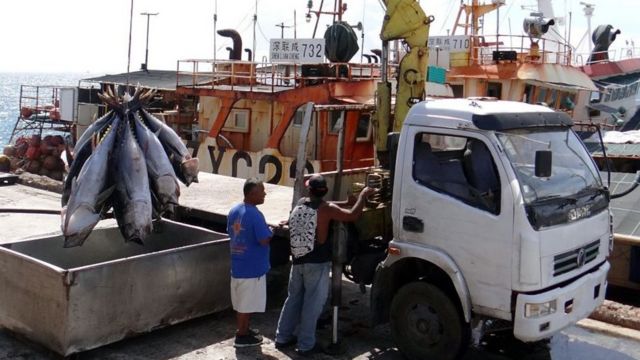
[258,236,271,246]
[254,211,273,247]
[327,187,376,222]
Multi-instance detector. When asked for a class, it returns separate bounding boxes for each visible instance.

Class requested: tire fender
[383,240,472,323]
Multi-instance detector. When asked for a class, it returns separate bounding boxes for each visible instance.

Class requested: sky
[1,0,639,74]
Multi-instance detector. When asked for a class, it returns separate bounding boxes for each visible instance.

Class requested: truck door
[398,127,515,318]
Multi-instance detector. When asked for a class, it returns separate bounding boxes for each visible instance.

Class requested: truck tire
[390,281,469,360]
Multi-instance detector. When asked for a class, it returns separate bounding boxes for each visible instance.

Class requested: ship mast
[306,0,345,38]
[451,0,502,36]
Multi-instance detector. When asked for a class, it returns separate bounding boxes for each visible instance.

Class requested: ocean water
[0,73,92,148]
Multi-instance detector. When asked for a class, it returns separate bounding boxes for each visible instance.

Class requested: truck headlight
[524,300,557,318]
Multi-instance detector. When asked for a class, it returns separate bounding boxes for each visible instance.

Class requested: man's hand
[360,187,377,199]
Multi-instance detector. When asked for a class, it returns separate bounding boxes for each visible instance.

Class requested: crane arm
[374,0,433,155]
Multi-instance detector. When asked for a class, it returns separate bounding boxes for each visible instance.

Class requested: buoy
[3,145,15,157]
[0,155,10,172]
[20,107,33,118]
[49,109,61,121]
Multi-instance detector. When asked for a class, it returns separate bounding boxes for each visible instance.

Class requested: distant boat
[578,25,640,132]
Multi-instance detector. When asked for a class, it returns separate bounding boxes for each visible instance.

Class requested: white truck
[335,97,612,360]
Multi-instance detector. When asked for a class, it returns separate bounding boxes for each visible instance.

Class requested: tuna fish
[132,112,180,216]
[140,109,199,185]
[74,111,115,152]
[111,117,153,244]
[62,112,116,206]
[61,115,120,247]
[60,88,197,246]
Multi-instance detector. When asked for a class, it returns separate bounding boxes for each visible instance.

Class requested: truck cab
[371,98,611,359]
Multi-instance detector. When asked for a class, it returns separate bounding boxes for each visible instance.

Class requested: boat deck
[0,172,293,244]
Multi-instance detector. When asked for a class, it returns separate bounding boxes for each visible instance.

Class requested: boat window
[293,107,305,127]
[523,84,534,103]
[548,90,558,108]
[536,87,548,104]
[355,114,371,142]
[487,82,502,99]
[560,93,576,111]
[451,84,464,98]
[328,110,344,134]
[222,109,250,133]
[590,91,602,104]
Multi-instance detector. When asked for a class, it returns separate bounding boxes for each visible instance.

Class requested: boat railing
[9,85,75,144]
[460,34,572,66]
[574,47,640,66]
[176,59,382,92]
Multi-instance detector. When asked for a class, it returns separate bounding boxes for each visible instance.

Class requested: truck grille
[553,240,599,276]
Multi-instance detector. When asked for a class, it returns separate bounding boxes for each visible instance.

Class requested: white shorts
[230,275,267,313]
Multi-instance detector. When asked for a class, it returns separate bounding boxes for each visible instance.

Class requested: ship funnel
[217,29,243,60]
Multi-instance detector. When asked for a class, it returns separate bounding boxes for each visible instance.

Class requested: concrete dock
[0,173,639,359]
[0,172,293,244]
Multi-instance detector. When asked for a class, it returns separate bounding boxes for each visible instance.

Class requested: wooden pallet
[0,173,18,186]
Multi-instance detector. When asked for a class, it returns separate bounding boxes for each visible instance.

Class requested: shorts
[230,274,267,313]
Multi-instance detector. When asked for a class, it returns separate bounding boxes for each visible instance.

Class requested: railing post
[191,61,196,88]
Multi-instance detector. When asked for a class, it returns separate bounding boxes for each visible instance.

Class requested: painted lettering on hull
[195,138,318,186]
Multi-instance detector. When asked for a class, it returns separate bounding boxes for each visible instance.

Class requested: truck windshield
[496,128,602,204]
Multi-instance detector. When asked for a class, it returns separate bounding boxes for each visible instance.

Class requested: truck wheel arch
[372,254,472,325]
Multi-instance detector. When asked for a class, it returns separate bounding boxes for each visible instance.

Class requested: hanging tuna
[60,86,199,247]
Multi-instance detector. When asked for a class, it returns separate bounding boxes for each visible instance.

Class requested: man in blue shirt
[227,178,273,347]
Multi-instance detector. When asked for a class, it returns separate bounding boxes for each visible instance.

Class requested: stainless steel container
[0,219,231,356]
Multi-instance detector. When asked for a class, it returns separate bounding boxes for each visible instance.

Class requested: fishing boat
[432,0,597,118]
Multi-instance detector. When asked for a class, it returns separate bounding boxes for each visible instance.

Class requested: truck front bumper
[513,261,609,342]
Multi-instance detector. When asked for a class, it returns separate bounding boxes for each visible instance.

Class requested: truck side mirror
[535,150,552,177]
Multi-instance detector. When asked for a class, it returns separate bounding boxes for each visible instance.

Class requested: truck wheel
[390,282,469,360]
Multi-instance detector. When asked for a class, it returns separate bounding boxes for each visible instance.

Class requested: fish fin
[127,236,145,245]
[96,185,116,206]
[64,233,89,248]
[70,176,78,192]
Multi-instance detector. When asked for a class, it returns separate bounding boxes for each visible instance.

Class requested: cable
[256,21,270,43]
[0,208,61,215]
[439,0,456,34]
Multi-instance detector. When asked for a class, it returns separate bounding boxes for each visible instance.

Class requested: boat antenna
[360,3,365,62]
[294,10,297,39]
[214,0,218,62]
[253,0,257,62]
[581,2,595,51]
[126,0,134,90]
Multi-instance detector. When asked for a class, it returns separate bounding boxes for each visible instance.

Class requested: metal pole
[214,0,218,61]
[140,12,159,70]
[327,113,346,355]
[292,102,315,208]
[312,0,325,38]
[253,0,257,61]
[126,0,134,86]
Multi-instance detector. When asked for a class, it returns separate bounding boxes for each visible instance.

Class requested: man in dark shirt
[275,175,374,355]
[227,178,273,348]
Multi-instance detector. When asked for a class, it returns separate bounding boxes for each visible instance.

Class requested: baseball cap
[305,174,327,190]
